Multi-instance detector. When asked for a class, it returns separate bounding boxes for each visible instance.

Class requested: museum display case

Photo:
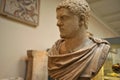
[104,37,120,80]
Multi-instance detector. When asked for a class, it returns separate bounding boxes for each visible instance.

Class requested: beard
[59,31,76,39]
[60,32,65,38]
[58,25,80,39]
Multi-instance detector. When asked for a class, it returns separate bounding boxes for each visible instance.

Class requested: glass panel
[104,45,120,80]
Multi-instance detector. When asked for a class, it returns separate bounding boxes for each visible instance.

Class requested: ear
[79,15,88,29]
[79,15,84,27]
[79,21,84,27]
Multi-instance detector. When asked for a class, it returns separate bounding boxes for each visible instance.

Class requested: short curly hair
[56,0,91,29]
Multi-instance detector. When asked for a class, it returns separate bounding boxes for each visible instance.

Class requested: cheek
[63,19,79,31]
[66,25,77,33]
[69,22,79,30]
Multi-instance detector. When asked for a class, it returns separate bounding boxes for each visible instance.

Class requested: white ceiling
[87,0,120,36]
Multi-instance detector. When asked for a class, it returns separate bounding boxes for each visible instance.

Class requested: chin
[60,34,71,39]
[60,34,65,38]
[60,35,64,38]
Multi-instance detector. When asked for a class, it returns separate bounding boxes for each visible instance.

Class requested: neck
[64,30,88,52]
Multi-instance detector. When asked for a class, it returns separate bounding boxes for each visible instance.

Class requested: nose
[57,20,63,27]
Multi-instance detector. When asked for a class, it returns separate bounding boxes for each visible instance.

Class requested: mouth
[59,28,64,33]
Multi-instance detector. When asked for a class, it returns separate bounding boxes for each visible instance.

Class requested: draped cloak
[48,37,110,80]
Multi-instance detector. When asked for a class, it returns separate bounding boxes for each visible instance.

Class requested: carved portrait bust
[48,0,110,80]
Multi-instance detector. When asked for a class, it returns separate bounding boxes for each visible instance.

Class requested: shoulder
[51,39,64,49]
[89,36,111,53]
[48,39,64,55]
[89,36,110,45]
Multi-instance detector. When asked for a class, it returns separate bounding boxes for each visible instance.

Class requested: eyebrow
[57,15,70,19]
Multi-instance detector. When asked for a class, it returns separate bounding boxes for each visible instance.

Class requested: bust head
[57,0,91,29]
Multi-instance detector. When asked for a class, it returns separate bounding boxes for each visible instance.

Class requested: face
[56,8,80,39]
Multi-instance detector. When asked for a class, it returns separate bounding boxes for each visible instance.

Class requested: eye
[61,16,65,20]
[61,16,68,20]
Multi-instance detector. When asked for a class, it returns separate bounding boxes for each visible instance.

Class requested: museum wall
[0,0,118,79]
[88,14,118,38]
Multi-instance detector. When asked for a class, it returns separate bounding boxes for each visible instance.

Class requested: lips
[59,27,64,33]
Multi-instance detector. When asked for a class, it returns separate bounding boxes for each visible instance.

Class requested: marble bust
[48,0,110,80]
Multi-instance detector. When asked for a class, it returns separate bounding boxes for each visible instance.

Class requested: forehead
[56,8,74,17]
